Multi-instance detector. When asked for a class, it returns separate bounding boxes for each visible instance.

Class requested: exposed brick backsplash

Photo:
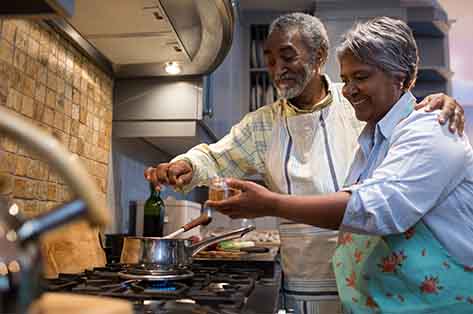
[0,18,113,218]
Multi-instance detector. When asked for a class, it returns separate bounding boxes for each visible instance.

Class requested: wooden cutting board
[40,220,106,278]
[28,292,133,314]
[194,246,279,262]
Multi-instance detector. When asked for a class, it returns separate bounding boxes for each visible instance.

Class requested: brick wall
[0,18,113,218]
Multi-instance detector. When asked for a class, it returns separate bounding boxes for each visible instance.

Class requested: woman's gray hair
[336,16,419,90]
[269,13,329,66]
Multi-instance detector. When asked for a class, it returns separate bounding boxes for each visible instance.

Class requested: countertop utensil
[162,213,212,239]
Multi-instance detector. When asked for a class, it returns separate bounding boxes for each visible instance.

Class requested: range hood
[47,0,234,77]
[26,0,236,155]
[112,75,217,156]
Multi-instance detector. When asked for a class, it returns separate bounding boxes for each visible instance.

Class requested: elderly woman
[207,17,473,313]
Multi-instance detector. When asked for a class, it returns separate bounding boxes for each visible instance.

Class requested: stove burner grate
[43,263,261,312]
[118,268,194,281]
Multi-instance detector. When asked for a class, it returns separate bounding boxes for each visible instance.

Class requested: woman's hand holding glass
[205,178,277,219]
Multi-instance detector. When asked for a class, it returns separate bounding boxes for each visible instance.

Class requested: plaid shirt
[172,75,363,192]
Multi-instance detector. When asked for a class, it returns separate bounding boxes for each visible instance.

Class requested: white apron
[265,89,359,314]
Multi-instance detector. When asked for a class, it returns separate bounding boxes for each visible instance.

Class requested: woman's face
[340,52,404,125]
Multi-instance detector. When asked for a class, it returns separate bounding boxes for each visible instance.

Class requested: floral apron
[333,223,473,313]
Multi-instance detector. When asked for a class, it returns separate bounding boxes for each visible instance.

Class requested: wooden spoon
[162,214,212,239]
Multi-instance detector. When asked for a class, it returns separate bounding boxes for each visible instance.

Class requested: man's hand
[205,178,277,219]
[415,93,465,135]
[144,160,193,191]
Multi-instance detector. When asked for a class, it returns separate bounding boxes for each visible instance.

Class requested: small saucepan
[120,225,255,271]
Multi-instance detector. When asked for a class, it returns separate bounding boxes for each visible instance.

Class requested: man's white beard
[276,63,315,99]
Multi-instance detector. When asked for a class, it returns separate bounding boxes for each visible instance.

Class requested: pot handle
[190,225,255,256]
[0,107,109,228]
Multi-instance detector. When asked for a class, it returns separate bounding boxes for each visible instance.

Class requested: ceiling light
[164,62,182,75]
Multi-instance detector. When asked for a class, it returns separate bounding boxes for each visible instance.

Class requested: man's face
[340,51,404,125]
[264,29,316,99]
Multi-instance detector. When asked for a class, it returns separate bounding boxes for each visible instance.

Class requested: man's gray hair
[337,16,419,91]
[269,13,329,66]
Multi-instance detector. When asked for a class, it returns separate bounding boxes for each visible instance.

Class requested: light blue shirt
[342,91,473,266]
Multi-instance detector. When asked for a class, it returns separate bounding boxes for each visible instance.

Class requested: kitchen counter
[194,246,279,262]
[193,246,280,278]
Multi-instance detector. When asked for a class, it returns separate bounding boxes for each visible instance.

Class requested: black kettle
[0,106,110,314]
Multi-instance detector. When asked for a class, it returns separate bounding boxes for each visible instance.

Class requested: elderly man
[145,13,464,314]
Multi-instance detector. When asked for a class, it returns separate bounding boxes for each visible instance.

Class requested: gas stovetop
[43,263,281,314]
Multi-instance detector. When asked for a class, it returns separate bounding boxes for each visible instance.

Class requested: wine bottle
[143,182,165,237]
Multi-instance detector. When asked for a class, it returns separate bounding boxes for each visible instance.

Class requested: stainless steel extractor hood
[112,76,218,156]
[48,0,234,78]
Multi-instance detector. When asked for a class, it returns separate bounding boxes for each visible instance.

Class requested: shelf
[408,20,450,37]
[412,80,448,102]
[406,5,450,38]
[250,25,269,69]
[417,66,452,82]
[249,24,276,111]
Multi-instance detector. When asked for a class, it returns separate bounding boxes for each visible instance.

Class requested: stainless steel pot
[120,225,255,270]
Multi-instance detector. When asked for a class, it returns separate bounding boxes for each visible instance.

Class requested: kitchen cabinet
[407,5,452,99]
